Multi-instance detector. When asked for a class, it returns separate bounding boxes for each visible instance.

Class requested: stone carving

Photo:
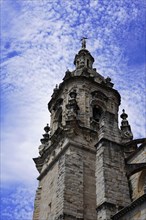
[39,124,50,155]
[105,77,114,88]
[66,90,79,120]
[38,144,45,156]
[81,37,87,49]
[53,84,59,94]
[63,69,71,80]
[53,98,63,111]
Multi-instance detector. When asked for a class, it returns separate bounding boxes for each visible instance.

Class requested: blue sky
[1,0,145,219]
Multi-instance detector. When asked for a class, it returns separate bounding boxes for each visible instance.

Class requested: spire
[120,109,133,142]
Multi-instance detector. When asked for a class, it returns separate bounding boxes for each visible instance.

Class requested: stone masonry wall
[38,162,58,220]
[83,148,97,219]
[55,154,66,218]
[103,143,130,206]
[96,140,131,219]
[63,146,84,219]
[63,145,97,220]
[35,142,97,220]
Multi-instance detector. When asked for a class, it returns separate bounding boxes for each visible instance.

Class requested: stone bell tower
[33,40,132,220]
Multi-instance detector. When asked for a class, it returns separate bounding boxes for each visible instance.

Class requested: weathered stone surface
[33,43,145,220]
[95,139,131,219]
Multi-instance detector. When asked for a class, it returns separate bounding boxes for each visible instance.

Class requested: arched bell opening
[92,106,103,123]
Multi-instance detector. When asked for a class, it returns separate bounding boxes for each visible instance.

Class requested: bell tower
[33,40,131,220]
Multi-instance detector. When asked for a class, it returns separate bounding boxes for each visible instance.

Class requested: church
[33,39,146,220]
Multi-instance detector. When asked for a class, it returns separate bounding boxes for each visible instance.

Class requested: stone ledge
[33,157,44,173]
[111,194,146,220]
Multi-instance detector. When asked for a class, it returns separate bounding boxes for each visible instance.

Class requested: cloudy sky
[1,0,145,219]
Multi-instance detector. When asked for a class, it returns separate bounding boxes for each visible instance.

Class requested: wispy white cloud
[1,184,36,220]
[1,0,145,218]
[1,0,145,176]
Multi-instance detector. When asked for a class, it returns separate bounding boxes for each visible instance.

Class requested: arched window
[93,106,103,122]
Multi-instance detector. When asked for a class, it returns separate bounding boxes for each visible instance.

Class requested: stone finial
[44,124,50,133]
[120,109,129,127]
[63,69,71,80]
[105,77,114,88]
[40,124,50,144]
[120,109,133,142]
[120,109,128,120]
[81,37,87,49]
[53,84,59,94]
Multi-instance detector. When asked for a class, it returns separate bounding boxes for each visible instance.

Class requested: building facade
[33,40,146,220]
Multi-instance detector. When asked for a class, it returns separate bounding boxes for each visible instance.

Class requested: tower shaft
[33,43,132,220]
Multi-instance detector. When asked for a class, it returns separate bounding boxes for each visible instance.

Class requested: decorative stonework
[33,42,145,220]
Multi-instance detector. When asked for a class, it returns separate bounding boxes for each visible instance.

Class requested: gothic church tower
[33,40,140,220]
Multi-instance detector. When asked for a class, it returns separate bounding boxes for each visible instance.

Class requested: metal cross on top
[81,37,88,49]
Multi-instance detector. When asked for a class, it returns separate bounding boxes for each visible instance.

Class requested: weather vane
[81,37,88,49]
